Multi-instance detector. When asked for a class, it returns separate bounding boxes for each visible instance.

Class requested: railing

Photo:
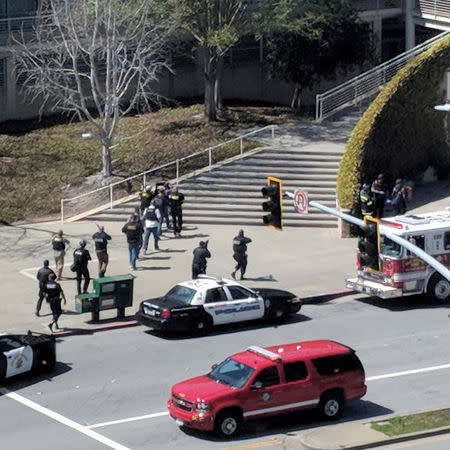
[0,14,37,46]
[60,125,276,222]
[315,30,450,120]
[416,0,450,20]
[354,0,403,11]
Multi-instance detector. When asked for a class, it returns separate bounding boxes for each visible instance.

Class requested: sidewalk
[285,409,450,450]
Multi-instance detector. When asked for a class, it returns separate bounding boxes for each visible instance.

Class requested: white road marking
[0,388,130,450]
[87,362,450,429]
[366,363,450,381]
[88,412,169,429]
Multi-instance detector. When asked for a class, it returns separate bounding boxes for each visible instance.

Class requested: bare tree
[13,0,172,178]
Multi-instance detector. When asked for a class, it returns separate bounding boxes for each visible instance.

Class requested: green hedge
[337,35,450,209]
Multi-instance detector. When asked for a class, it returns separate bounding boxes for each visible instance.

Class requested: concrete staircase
[87,143,343,228]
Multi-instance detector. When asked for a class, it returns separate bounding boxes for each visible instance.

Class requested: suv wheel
[427,273,450,304]
[318,392,344,420]
[214,410,241,438]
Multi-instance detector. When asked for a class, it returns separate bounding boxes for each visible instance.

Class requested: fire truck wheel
[427,273,450,304]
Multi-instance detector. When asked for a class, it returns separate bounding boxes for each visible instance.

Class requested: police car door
[223,285,264,323]
[203,287,232,325]
[0,336,33,378]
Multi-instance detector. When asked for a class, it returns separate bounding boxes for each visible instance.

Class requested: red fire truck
[346,211,450,303]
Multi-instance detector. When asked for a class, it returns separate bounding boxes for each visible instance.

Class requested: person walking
[92,225,111,277]
[169,186,185,238]
[192,241,211,279]
[231,230,252,280]
[44,273,66,332]
[72,240,92,295]
[122,215,144,270]
[51,230,70,280]
[139,185,154,216]
[36,260,55,317]
[371,173,387,218]
[142,204,161,253]
[153,188,168,237]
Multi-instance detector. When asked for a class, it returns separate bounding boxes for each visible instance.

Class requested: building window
[0,58,6,89]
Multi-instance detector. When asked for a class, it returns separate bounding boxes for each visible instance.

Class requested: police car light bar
[247,346,282,362]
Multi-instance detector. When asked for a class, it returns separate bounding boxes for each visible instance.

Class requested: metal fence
[315,30,450,121]
[60,125,276,222]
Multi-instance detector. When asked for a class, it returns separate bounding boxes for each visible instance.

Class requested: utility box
[75,274,135,322]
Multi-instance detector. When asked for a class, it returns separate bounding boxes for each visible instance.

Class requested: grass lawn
[371,408,450,437]
[0,104,295,224]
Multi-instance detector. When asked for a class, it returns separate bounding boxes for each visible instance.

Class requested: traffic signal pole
[308,200,450,283]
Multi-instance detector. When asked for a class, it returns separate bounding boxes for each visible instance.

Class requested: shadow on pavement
[179,399,392,443]
[243,275,277,282]
[144,314,311,341]
[0,361,73,392]
[135,266,171,271]
[356,294,449,311]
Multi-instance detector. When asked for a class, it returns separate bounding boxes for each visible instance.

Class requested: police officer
[51,230,70,280]
[44,273,66,332]
[371,173,387,218]
[122,214,144,270]
[139,185,154,216]
[192,241,211,279]
[92,225,111,277]
[231,230,252,280]
[36,260,55,316]
[73,240,92,294]
[360,183,375,218]
[169,186,185,238]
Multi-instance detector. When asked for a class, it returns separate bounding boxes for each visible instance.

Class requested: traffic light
[358,216,380,271]
[261,176,283,231]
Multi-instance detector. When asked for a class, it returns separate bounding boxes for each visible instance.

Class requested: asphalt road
[1,293,449,450]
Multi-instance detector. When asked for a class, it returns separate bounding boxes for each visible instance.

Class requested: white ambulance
[346,210,450,303]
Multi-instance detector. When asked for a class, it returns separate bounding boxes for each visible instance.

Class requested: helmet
[79,239,87,247]
[377,173,384,180]
[362,183,370,191]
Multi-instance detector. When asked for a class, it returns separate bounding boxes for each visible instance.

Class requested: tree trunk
[214,58,224,110]
[101,142,112,178]
[290,83,302,114]
[202,47,217,122]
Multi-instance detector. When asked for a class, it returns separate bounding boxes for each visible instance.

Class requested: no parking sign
[294,189,308,214]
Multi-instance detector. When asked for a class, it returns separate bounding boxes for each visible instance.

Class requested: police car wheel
[270,304,288,323]
[40,349,56,372]
[427,273,450,304]
[190,316,213,336]
[0,355,6,381]
[214,410,241,438]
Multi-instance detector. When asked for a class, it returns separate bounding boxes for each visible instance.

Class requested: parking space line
[88,412,169,429]
[1,388,130,450]
[366,363,450,381]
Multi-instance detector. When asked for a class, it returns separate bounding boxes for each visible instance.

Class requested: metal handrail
[316,30,450,120]
[60,125,276,222]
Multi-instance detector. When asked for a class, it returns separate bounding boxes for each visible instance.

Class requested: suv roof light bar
[247,345,282,362]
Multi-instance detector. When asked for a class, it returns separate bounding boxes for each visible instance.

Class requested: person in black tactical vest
[92,225,111,277]
[231,230,252,280]
[192,241,211,279]
[36,260,56,316]
[122,214,144,270]
[139,185,154,216]
[153,188,168,237]
[44,273,66,332]
[143,204,161,253]
[168,186,185,237]
[73,240,92,294]
[51,229,70,280]
[371,173,387,218]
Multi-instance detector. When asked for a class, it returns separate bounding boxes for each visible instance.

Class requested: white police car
[0,331,56,382]
[135,276,301,334]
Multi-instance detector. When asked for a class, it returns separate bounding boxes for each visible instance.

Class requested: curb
[51,319,139,337]
[300,289,356,305]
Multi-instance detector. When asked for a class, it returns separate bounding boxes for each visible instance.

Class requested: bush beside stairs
[86,143,342,228]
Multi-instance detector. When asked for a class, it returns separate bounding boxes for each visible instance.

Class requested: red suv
[168,340,366,438]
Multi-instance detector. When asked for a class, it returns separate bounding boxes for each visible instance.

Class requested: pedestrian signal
[261,176,283,231]
[358,216,380,271]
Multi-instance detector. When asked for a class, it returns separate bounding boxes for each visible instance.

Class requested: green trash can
[76,274,135,322]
